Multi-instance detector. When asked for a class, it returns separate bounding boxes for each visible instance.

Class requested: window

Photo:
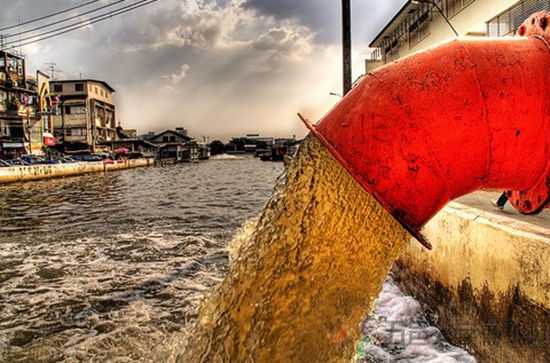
[75,83,84,92]
[0,120,7,136]
[447,0,474,18]
[66,128,86,136]
[95,87,98,94]
[163,136,169,142]
[409,12,431,48]
[54,84,63,93]
[71,106,86,114]
[64,105,86,115]
[100,89,104,97]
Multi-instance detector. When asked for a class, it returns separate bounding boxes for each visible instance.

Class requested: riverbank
[0,158,155,183]
[393,198,550,363]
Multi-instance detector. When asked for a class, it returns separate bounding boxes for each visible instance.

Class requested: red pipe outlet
[302,21,550,249]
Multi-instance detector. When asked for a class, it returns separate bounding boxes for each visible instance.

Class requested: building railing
[370,0,442,64]
[487,0,550,37]
[370,48,382,61]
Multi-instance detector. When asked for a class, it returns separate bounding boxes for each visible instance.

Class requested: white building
[51,79,116,152]
[367,0,549,72]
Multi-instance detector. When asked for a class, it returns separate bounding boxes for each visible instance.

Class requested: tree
[210,140,225,155]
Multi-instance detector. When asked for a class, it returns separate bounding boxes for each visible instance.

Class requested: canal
[0,156,475,362]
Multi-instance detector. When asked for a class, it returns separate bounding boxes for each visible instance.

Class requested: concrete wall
[0,158,154,183]
[393,202,550,363]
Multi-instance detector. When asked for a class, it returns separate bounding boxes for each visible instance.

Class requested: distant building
[50,79,116,152]
[137,131,155,141]
[106,139,159,159]
[0,50,54,159]
[367,0,541,72]
[149,129,197,161]
[175,126,188,137]
[246,134,275,145]
[124,129,137,138]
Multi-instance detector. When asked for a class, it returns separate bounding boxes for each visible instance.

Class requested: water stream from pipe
[183,134,412,362]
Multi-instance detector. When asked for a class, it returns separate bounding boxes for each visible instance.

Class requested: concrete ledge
[393,202,550,363]
[0,158,155,183]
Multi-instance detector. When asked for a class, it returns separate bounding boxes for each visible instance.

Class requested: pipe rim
[298,113,433,250]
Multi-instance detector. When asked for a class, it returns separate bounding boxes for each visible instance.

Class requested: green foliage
[210,140,225,155]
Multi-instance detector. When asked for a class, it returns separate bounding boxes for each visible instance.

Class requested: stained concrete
[393,196,550,363]
[0,159,155,183]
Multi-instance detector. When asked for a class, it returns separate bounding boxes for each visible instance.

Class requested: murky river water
[0,156,283,362]
[0,151,476,362]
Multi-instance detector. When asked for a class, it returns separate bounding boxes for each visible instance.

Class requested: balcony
[487,0,550,37]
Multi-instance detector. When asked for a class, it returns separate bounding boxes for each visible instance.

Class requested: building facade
[0,50,53,158]
[149,129,194,161]
[51,79,116,152]
[367,0,547,72]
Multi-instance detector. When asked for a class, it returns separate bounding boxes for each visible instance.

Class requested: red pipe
[301,12,550,249]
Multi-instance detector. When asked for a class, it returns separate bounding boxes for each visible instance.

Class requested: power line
[0,0,100,32]
[2,0,159,49]
[3,0,128,39]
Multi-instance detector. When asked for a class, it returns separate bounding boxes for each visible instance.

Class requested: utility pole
[342,0,352,96]
[26,109,32,155]
[44,61,58,79]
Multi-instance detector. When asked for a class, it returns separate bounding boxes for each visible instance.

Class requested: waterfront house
[50,79,116,153]
[106,139,159,159]
[367,0,545,72]
[148,129,199,162]
[0,51,53,159]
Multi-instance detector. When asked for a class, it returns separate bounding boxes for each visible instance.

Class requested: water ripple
[0,158,283,362]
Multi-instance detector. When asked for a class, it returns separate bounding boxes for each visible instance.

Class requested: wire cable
[0,0,100,32]
[2,0,160,49]
[2,0,158,48]
[3,0,128,39]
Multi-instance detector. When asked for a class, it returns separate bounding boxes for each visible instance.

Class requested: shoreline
[0,158,156,184]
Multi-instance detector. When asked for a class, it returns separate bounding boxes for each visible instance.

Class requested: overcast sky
[0,0,405,142]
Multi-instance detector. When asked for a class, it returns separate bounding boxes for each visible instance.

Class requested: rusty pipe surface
[302,12,550,249]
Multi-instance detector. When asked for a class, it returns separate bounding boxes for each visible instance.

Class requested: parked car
[93,152,112,160]
[59,157,76,163]
[127,151,144,159]
[72,154,103,162]
[20,155,46,165]
[7,159,30,166]
[0,159,10,167]
[49,156,76,164]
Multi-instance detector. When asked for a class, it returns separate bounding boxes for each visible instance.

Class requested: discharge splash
[182,134,412,362]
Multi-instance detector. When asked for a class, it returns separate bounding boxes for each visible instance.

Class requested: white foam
[210,154,246,160]
[358,277,477,363]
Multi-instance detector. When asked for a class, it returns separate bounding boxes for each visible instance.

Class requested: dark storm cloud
[242,0,339,44]
[242,0,408,45]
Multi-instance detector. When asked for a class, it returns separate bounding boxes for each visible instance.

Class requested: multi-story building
[51,79,116,152]
[367,0,547,72]
[0,50,53,158]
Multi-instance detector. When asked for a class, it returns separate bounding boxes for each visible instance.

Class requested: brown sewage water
[182,134,411,362]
